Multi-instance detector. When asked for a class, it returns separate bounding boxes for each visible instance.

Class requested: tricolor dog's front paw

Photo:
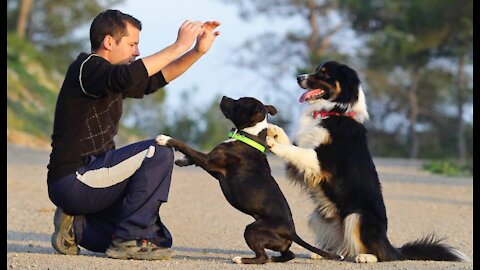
[266,136,277,149]
[155,134,171,146]
[266,136,288,158]
[266,136,281,156]
[355,254,377,263]
[267,123,291,145]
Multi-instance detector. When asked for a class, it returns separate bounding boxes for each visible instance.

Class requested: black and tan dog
[266,60,471,263]
[156,96,342,264]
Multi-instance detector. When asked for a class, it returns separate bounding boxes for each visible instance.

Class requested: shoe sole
[51,232,80,255]
[51,208,80,255]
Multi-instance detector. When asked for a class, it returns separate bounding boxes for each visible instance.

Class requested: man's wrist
[170,43,190,55]
[192,47,207,56]
[189,47,206,58]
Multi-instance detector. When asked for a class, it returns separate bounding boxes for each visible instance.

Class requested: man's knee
[152,144,174,166]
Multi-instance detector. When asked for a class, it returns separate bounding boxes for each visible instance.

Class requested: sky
[112,0,296,112]
[108,0,473,124]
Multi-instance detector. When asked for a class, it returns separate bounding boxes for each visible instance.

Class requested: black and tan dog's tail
[292,234,344,261]
[398,234,471,262]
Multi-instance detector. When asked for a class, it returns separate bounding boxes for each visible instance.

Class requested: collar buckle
[227,128,266,153]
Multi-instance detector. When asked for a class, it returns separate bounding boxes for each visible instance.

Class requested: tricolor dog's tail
[292,234,344,261]
[398,234,471,262]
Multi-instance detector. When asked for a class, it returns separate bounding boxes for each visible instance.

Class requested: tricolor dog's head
[297,61,369,123]
[220,96,277,132]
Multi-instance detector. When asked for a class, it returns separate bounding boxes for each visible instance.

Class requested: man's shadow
[8,230,315,262]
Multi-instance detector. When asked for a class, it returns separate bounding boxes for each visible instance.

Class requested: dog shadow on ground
[171,246,314,263]
[170,247,251,262]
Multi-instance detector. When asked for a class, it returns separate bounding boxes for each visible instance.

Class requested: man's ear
[266,105,277,116]
[103,35,114,51]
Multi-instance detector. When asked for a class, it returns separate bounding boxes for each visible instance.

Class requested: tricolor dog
[266,61,470,263]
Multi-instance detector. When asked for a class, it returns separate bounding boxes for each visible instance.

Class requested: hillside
[7,33,62,149]
[6,33,146,149]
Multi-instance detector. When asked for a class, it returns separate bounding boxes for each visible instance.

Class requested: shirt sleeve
[79,55,168,99]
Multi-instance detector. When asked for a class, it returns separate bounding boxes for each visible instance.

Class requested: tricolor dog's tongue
[299,89,325,103]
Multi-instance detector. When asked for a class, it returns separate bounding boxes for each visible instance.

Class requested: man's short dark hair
[90,9,142,51]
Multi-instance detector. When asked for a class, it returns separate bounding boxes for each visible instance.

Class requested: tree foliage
[224,0,351,100]
[223,0,473,163]
[338,0,473,160]
[7,0,124,71]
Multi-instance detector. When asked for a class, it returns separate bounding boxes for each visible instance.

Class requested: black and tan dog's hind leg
[232,220,296,264]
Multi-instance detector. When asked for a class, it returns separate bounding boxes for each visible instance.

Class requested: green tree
[194,96,232,150]
[7,0,124,71]
[339,0,473,160]
[434,3,473,164]
[223,0,352,136]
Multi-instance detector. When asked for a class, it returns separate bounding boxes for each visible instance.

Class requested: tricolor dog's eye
[319,67,330,79]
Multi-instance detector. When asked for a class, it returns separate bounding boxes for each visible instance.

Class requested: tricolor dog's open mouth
[299,88,325,103]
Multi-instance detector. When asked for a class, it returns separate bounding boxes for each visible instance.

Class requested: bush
[423,159,472,177]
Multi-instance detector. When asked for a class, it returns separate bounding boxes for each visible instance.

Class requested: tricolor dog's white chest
[295,113,331,148]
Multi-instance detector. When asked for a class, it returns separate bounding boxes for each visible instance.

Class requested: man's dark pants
[48,139,174,252]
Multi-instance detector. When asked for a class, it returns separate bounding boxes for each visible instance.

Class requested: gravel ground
[7,143,473,270]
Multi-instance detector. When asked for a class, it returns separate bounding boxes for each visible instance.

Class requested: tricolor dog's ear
[266,105,277,116]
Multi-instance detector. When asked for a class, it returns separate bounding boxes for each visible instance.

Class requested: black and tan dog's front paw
[232,256,243,264]
[155,134,172,146]
[175,156,194,167]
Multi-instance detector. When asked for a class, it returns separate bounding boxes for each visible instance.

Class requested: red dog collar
[312,110,356,119]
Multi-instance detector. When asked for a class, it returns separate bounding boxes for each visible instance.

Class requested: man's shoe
[51,207,80,255]
[105,238,173,260]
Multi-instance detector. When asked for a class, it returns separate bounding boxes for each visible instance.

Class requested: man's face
[110,22,140,65]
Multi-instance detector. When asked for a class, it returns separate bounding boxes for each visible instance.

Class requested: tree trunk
[456,54,466,165]
[408,70,420,159]
[16,0,33,39]
[306,0,319,55]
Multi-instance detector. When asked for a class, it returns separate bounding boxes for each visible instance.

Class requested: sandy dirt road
[7,143,473,269]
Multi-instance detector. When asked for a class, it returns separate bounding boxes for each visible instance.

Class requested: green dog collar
[228,129,266,153]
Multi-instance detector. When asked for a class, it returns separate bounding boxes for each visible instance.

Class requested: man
[47,9,220,260]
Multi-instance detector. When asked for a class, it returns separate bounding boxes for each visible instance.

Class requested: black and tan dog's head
[220,96,277,130]
[297,61,361,105]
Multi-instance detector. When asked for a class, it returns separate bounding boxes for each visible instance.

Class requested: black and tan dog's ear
[266,105,277,116]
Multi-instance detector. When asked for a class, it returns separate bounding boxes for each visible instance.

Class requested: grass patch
[423,159,472,177]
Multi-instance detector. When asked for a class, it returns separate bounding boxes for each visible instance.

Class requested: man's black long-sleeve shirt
[47,53,168,182]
